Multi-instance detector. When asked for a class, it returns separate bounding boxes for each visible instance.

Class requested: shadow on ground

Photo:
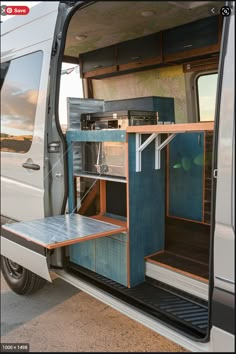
[1,277,79,336]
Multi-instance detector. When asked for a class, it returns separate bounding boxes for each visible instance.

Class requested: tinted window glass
[1,51,43,153]
[0,61,10,90]
[197,73,218,121]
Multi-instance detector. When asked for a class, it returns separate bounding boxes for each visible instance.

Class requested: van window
[59,63,84,133]
[197,73,218,122]
[1,51,43,153]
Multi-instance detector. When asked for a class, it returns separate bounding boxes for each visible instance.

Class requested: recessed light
[141,11,155,17]
[75,35,87,41]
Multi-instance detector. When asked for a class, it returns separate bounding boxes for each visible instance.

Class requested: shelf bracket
[136,133,177,172]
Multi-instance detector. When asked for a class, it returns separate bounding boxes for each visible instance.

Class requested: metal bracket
[136,133,177,172]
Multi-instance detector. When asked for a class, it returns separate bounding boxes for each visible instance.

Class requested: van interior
[3,0,225,342]
[54,1,225,340]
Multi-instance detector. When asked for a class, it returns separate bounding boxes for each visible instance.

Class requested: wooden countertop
[126,122,214,134]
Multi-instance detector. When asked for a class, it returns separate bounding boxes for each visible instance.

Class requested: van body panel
[1,2,59,59]
[210,326,235,352]
[1,237,51,282]
[213,3,235,292]
[0,1,235,351]
[1,11,60,221]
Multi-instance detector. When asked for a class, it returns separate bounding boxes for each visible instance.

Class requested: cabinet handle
[183,44,193,48]
[93,65,102,69]
[131,56,141,60]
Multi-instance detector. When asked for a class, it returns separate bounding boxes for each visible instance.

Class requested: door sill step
[145,260,209,301]
[65,263,208,340]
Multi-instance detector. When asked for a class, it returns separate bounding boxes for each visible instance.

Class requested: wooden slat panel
[2,214,126,249]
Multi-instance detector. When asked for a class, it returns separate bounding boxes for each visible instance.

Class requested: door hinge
[213,169,218,178]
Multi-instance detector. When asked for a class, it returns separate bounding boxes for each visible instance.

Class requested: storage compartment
[163,15,221,61]
[74,141,127,178]
[81,45,117,78]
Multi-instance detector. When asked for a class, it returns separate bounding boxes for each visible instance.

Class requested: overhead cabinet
[163,16,221,62]
[80,15,221,79]
[117,33,162,71]
[81,45,117,78]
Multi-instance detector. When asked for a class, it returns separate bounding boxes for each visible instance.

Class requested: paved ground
[1,273,187,352]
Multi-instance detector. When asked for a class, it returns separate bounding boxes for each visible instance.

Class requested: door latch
[48,142,60,153]
[213,169,218,178]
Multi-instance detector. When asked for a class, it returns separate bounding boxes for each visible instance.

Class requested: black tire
[1,256,46,295]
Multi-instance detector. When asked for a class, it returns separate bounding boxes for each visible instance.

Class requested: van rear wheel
[1,256,46,295]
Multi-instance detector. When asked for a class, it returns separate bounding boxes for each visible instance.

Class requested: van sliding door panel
[1,214,126,249]
[1,237,51,282]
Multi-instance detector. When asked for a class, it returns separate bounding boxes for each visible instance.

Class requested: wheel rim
[5,258,24,279]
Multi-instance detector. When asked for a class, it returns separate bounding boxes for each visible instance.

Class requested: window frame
[195,70,218,122]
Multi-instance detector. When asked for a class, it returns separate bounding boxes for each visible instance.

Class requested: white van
[1,1,234,351]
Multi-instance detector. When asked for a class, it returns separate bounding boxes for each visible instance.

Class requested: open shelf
[74,172,127,183]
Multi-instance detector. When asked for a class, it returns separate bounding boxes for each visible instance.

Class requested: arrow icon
[211,8,215,14]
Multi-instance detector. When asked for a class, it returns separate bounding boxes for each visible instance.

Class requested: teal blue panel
[168,133,203,221]
[69,240,95,271]
[95,237,127,286]
[66,130,126,143]
[109,232,128,242]
[67,142,75,213]
[128,134,165,287]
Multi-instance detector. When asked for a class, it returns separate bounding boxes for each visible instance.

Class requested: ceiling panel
[64,1,224,58]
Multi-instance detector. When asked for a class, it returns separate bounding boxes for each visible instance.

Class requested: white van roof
[1,2,60,60]
[1,2,59,36]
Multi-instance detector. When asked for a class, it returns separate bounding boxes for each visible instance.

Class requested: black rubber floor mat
[68,263,208,339]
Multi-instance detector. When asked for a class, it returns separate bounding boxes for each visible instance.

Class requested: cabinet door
[168,133,204,222]
[69,240,95,271]
[163,15,220,61]
[81,45,116,77]
[117,33,161,69]
[95,234,127,286]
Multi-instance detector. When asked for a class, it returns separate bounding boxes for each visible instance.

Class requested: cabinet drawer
[95,235,127,286]
[163,16,220,61]
[81,45,116,74]
[117,33,161,67]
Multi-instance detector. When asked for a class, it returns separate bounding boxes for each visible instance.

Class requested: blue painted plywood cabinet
[168,132,213,223]
[66,129,166,287]
[70,233,128,286]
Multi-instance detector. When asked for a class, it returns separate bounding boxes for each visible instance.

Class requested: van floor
[147,217,210,281]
